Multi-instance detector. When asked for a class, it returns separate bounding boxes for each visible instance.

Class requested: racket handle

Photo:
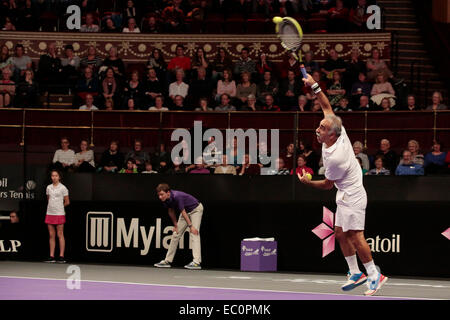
[300,64,307,79]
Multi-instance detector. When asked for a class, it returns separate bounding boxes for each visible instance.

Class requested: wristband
[313,86,322,95]
[311,82,319,90]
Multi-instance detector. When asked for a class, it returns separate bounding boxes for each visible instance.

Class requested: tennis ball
[306,173,312,180]
[273,16,283,24]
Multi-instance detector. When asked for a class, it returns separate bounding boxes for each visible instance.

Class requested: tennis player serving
[298,73,388,296]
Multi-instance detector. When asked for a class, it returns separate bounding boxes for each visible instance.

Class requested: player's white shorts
[335,193,367,232]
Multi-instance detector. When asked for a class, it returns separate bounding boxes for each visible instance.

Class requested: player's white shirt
[46,183,69,216]
[322,126,366,206]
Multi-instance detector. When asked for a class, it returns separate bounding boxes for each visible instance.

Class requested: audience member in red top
[168,45,191,75]
[162,0,186,33]
[291,155,314,176]
[327,0,349,32]
[255,53,273,80]
[281,143,295,171]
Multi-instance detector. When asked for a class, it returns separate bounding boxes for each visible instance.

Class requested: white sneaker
[154,260,171,268]
[364,273,388,296]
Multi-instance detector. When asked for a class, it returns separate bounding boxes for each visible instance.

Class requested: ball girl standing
[44,170,70,263]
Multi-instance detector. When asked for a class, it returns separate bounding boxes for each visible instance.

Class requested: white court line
[0,275,433,300]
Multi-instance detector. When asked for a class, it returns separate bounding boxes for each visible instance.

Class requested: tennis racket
[273,16,308,79]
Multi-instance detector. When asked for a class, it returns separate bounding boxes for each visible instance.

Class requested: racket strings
[279,22,302,51]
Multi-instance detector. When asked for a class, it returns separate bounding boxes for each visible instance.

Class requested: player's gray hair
[325,115,342,137]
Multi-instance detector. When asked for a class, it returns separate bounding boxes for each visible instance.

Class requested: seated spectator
[311,98,322,112]
[236,71,257,108]
[142,161,158,174]
[334,97,352,112]
[366,156,390,175]
[0,44,14,71]
[261,94,280,111]
[104,98,114,110]
[74,139,95,172]
[255,53,274,81]
[256,71,278,106]
[123,17,141,33]
[226,137,243,169]
[327,71,346,107]
[169,69,189,102]
[238,154,260,176]
[0,67,15,107]
[291,155,314,176]
[281,143,295,171]
[327,0,349,32]
[142,15,162,33]
[126,98,136,110]
[168,45,192,78]
[149,95,169,111]
[152,143,171,173]
[80,46,102,74]
[103,17,118,33]
[146,48,167,83]
[191,48,209,78]
[61,44,80,90]
[424,140,447,174]
[401,94,419,111]
[347,50,367,89]
[366,48,393,82]
[52,137,75,171]
[370,73,395,107]
[123,70,145,109]
[76,67,99,104]
[12,44,32,81]
[298,140,319,174]
[292,95,309,112]
[102,46,125,79]
[162,0,186,33]
[356,95,372,111]
[15,69,39,107]
[321,49,346,80]
[143,68,164,106]
[215,93,236,111]
[214,155,237,175]
[349,0,370,32]
[426,91,447,110]
[216,68,236,102]
[123,0,141,26]
[233,47,256,79]
[80,12,100,32]
[37,42,63,93]
[188,66,213,106]
[356,157,368,175]
[167,156,187,174]
[101,67,120,108]
[98,140,124,173]
[187,0,209,22]
[395,150,424,176]
[374,139,398,174]
[241,94,259,111]
[171,95,192,111]
[279,70,303,109]
[211,47,233,81]
[353,141,370,171]
[379,97,393,112]
[119,158,139,173]
[79,94,98,110]
[126,139,151,172]
[351,72,372,106]
[195,97,213,111]
[399,140,424,166]
[271,158,290,175]
[280,52,301,79]
[2,16,16,31]
[303,51,320,74]
[189,157,211,174]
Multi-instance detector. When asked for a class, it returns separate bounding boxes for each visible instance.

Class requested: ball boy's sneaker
[154,260,171,268]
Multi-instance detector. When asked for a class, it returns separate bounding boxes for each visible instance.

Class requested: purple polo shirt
[162,190,199,213]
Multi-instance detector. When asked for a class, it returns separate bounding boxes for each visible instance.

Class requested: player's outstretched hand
[297,169,311,185]
[302,73,315,87]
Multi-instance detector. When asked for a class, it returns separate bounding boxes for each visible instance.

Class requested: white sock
[363,260,378,279]
[345,255,361,275]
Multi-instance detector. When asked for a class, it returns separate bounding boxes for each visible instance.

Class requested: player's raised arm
[302,73,334,117]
